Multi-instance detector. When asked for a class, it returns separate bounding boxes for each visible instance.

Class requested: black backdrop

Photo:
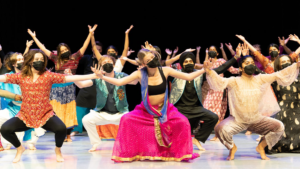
[1,1,300,110]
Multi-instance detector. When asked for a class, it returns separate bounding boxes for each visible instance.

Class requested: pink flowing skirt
[111,102,199,162]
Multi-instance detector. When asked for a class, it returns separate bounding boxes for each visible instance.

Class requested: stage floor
[1,132,300,169]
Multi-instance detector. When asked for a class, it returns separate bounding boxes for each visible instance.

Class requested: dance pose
[204,44,300,160]
[28,25,97,142]
[75,55,136,152]
[201,45,239,141]
[92,47,209,162]
[71,25,133,137]
[0,49,102,163]
[169,51,239,150]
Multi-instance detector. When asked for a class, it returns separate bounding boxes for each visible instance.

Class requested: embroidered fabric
[206,63,299,124]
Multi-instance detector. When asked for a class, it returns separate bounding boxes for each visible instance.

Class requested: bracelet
[14,94,22,101]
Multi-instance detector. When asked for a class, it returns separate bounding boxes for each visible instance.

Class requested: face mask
[243,64,256,75]
[108,53,118,59]
[103,63,114,73]
[184,64,194,73]
[61,51,71,59]
[281,63,291,69]
[208,51,217,58]
[147,57,160,68]
[270,51,279,58]
[16,63,23,70]
[32,61,44,71]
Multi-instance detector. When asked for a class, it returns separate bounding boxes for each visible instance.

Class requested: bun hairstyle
[135,49,161,66]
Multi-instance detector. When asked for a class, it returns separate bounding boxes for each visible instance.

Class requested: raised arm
[28,29,52,57]
[196,46,201,64]
[165,48,195,66]
[165,48,172,61]
[225,43,236,56]
[279,36,292,55]
[79,24,97,55]
[74,80,94,88]
[119,25,134,66]
[205,48,209,61]
[166,66,205,81]
[23,40,34,56]
[91,32,102,61]
[289,34,300,60]
[220,43,228,61]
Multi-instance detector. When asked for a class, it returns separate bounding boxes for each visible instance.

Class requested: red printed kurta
[50,50,83,74]
[5,71,66,128]
[202,58,239,121]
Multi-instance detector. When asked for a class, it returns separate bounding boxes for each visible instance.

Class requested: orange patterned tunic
[5,71,66,128]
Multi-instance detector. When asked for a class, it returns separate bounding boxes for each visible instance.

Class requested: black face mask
[184,64,194,73]
[32,61,44,71]
[243,64,256,75]
[108,53,118,59]
[61,51,71,59]
[270,51,279,58]
[103,63,114,73]
[281,63,291,69]
[16,63,23,70]
[147,57,160,68]
[208,51,217,58]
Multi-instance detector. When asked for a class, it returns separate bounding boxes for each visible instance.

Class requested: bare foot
[88,144,99,152]
[55,147,64,162]
[70,131,79,136]
[4,145,12,150]
[256,135,262,142]
[64,135,72,142]
[245,131,252,135]
[13,145,25,163]
[28,144,36,150]
[210,136,219,141]
[226,144,237,161]
[192,138,206,151]
[256,145,270,160]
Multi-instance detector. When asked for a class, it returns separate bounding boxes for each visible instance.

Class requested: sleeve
[289,52,298,62]
[114,59,124,73]
[258,63,299,86]
[0,50,5,61]
[49,72,66,84]
[49,53,58,63]
[279,45,284,54]
[214,57,237,74]
[253,51,274,74]
[206,69,234,91]
[71,50,83,61]
[5,73,21,85]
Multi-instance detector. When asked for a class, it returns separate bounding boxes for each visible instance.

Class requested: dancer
[28,25,98,142]
[236,35,300,74]
[93,47,210,162]
[204,45,300,160]
[74,55,137,152]
[0,49,102,163]
[201,45,239,141]
[0,89,22,151]
[169,50,240,151]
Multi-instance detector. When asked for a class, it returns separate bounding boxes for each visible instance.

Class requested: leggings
[67,128,73,135]
[0,116,66,148]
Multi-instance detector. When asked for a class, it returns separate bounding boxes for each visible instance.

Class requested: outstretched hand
[165,48,172,55]
[0,44,2,51]
[173,46,179,54]
[185,48,196,52]
[141,41,156,51]
[236,35,246,41]
[196,46,201,52]
[235,43,242,58]
[278,36,289,46]
[88,24,98,34]
[28,29,36,37]
[125,25,134,34]
[289,34,300,44]
[225,43,233,50]
[91,64,105,78]
[26,40,34,48]
[127,49,135,57]
[220,43,224,49]
[241,43,249,56]
[203,58,213,71]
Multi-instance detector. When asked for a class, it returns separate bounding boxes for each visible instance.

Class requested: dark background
[1,1,300,111]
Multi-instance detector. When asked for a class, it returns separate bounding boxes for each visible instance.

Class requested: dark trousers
[179,106,218,143]
[1,116,66,148]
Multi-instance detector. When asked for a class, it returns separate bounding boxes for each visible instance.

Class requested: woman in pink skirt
[94,46,203,162]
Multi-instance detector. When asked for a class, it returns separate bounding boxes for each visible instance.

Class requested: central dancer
[204,44,300,160]
[94,47,206,162]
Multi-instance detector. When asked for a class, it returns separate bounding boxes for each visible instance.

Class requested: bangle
[14,95,22,101]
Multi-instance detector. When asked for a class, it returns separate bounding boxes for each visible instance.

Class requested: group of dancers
[0,24,300,163]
